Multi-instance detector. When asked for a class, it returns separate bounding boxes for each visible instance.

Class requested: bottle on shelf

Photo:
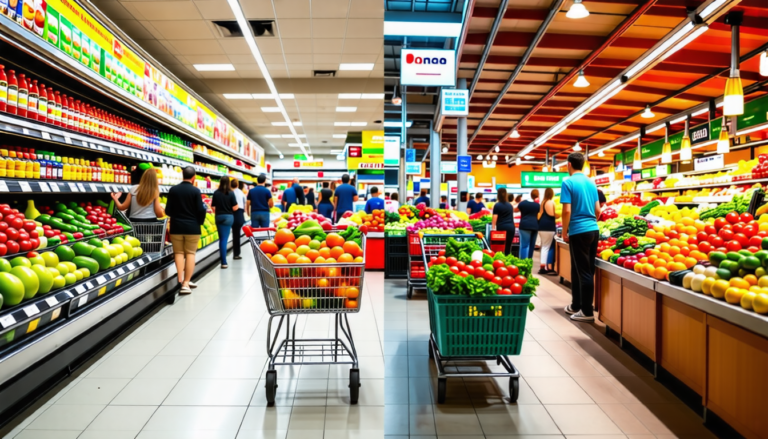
[16,73,27,118]
[7,69,18,115]
[37,83,47,123]
[28,79,38,120]
[0,65,7,113]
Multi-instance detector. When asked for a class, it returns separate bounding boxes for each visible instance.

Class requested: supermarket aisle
[383,265,717,439]
[4,250,385,439]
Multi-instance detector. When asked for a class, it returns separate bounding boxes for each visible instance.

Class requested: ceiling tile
[282,39,313,54]
[137,21,167,40]
[151,20,215,39]
[312,54,341,64]
[277,19,312,38]
[131,1,202,20]
[120,2,147,20]
[345,19,382,39]
[274,0,310,18]
[93,0,135,19]
[342,39,381,54]
[311,19,347,39]
[348,0,383,18]
[261,53,286,63]
[198,71,240,79]
[183,54,233,64]
[219,39,252,55]
[134,39,175,57]
[310,0,347,18]
[194,1,235,19]
[112,19,156,40]
[340,54,377,63]
[312,39,343,54]
[253,39,284,54]
[241,0,275,18]
[285,54,313,64]
[168,39,224,55]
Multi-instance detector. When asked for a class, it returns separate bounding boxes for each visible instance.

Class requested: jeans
[318,203,334,220]
[538,231,555,268]
[251,212,270,228]
[215,214,234,265]
[519,229,538,260]
[496,224,516,255]
[232,210,245,257]
[568,230,599,316]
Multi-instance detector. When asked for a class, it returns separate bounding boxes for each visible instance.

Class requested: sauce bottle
[0,65,7,112]
[0,149,7,177]
[17,73,28,118]
[61,93,70,129]
[7,69,18,115]
[50,89,58,125]
[37,83,47,123]
[27,79,38,120]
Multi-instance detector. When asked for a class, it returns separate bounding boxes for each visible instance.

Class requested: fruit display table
[365,232,385,270]
[594,259,768,439]
[555,239,571,285]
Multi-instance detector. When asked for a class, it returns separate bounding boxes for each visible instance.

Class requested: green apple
[77,268,91,279]
[0,259,11,273]
[29,255,46,267]
[10,257,31,268]
[73,270,84,281]
[10,266,39,299]
[31,265,54,294]
[55,263,69,276]
[41,251,59,268]
[52,275,66,289]
[0,272,25,306]
[64,273,77,285]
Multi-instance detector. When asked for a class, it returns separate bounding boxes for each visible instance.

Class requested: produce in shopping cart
[274,210,331,230]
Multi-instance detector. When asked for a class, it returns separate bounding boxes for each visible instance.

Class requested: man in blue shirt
[282,183,296,212]
[364,186,384,214]
[466,193,486,214]
[334,174,359,222]
[560,152,601,323]
[414,189,430,206]
[439,195,447,209]
[246,174,274,227]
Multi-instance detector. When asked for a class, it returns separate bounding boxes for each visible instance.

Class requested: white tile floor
[4,248,385,439]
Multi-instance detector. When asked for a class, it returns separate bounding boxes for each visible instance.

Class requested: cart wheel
[407,286,413,299]
[349,368,360,404]
[437,378,447,404]
[509,377,519,403]
[265,370,277,406]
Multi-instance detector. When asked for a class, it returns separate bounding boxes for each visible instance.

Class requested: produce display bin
[385,236,408,279]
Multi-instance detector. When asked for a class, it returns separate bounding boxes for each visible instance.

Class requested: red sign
[451,187,457,193]
[293,161,300,168]
[113,39,124,59]
[348,146,362,158]
[594,175,612,186]
[318,172,324,177]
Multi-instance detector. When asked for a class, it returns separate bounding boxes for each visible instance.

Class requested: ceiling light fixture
[573,70,590,88]
[194,64,235,71]
[641,105,654,118]
[384,21,462,38]
[485,155,491,160]
[338,94,361,99]
[336,107,357,112]
[261,107,280,112]
[476,154,483,160]
[494,145,500,153]
[717,117,731,154]
[510,128,520,138]
[362,93,384,99]
[339,63,374,71]
[515,158,521,166]
[271,121,302,126]
[263,134,281,138]
[223,93,253,99]
[583,159,591,176]
[760,50,768,76]
[525,155,533,160]
[351,122,368,127]
[289,143,309,147]
[573,142,582,151]
[724,14,744,116]
[383,121,412,128]
[598,151,605,157]
[279,153,284,159]
[566,0,589,19]
[680,118,692,160]
[333,134,347,139]
[505,155,509,160]
[492,155,498,161]
[442,147,448,153]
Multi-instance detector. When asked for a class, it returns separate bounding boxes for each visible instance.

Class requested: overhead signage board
[440,162,457,174]
[520,172,568,188]
[347,131,384,171]
[384,136,399,166]
[294,154,307,160]
[457,155,472,172]
[690,123,710,145]
[400,49,456,87]
[294,160,323,168]
[737,93,768,131]
[441,89,468,116]
[348,145,362,158]
[406,149,416,162]
[695,154,725,171]
[406,162,422,174]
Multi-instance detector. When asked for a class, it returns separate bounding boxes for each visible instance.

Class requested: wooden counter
[555,239,571,285]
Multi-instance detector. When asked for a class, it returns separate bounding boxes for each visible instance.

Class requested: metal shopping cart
[245,227,366,405]
[406,232,426,298]
[114,209,169,255]
[422,233,530,404]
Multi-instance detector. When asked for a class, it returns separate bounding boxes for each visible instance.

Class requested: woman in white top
[231,178,247,260]
[111,168,165,222]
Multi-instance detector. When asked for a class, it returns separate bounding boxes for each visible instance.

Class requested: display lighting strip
[509,0,734,165]
[226,0,307,156]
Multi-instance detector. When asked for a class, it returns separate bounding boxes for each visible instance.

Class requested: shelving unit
[0,178,214,194]
[632,178,763,193]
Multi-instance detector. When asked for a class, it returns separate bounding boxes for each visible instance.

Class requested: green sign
[737,94,768,131]
[625,148,635,166]
[294,154,307,160]
[614,152,623,167]
[521,172,569,188]
[641,167,656,179]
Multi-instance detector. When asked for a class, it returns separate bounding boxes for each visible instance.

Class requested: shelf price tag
[137,258,145,266]
[84,282,94,290]
[90,183,98,192]
[0,314,16,328]
[78,296,88,307]
[45,297,58,307]
[77,183,86,192]
[22,128,29,135]
[68,182,79,192]
[74,285,86,295]
[19,181,32,192]
[41,131,50,140]
[64,136,72,144]
[50,183,60,192]
[109,147,116,153]
[117,268,126,275]
[127,263,136,270]
[22,304,40,317]
[106,272,115,280]
[96,275,107,285]
[123,185,130,192]
[39,182,50,192]
[0,181,8,192]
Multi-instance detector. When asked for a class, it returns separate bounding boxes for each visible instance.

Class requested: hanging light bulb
[566,0,589,19]
[542,164,549,172]
[504,155,509,161]
[583,159,590,176]
[608,164,615,175]
[510,129,520,138]
[760,50,768,77]
[680,118,692,160]
[641,105,654,119]
[723,75,744,116]
[515,158,521,166]
[573,70,590,88]
[598,151,605,157]
[591,167,597,178]
[633,147,641,166]
[573,142,582,151]
[494,145,500,152]
[441,147,447,153]
[492,155,498,161]
[718,119,731,154]
[661,141,672,164]
[476,154,482,160]
[485,154,491,160]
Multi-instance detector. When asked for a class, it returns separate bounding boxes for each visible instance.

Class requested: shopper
[415,189,430,206]
[211,176,239,269]
[292,177,306,206]
[440,195,448,209]
[231,178,246,261]
[365,186,384,214]
[317,181,335,220]
[561,152,601,322]
[537,187,557,274]
[466,193,486,215]
[515,190,540,260]
[165,166,207,294]
[306,187,316,210]
[386,192,400,213]
[247,174,273,227]
[334,174,358,221]
[491,188,516,255]
[110,167,165,222]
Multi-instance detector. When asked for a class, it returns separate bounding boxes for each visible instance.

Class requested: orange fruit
[338,253,354,263]
[271,254,288,264]
[653,267,668,281]
[660,243,670,253]
[275,229,295,246]
[283,242,297,251]
[260,240,279,255]
[343,241,362,257]
[684,257,697,268]
[295,235,311,246]
[730,277,750,290]
[330,246,345,260]
[326,233,345,248]
[306,249,320,262]
[673,254,686,263]
[653,259,667,268]
[660,253,672,262]
[314,256,327,264]
[296,256,312,264]
[669,246,681,256]
[679,247,690,256]
[354,256,364,263]
[278,248,293,257]
[345,299,358,309]
[648,255,658,264]
[346,287,359,299]
[645,265,654,277]
[744,274,758,286]
[319,247,331,259]
[287,253,300,263]
[639,257,648,264]
[634,263,643,273]
[317,278,329,288]
[326,258,337,264]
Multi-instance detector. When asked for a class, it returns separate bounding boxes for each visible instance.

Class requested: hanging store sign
[347,131,384,170]
[737,94,768,131]
[384,136,399,166]
[406,162,422,174]
[457,155,472,173]
[694,154,725,172]
[294,160,324,168]
[348,145,362,158]
[440,162,457,174]
[440,89,468,116]
[400,49,456,87]
[690,123,710,145]
[594,173,614,186]
[406,149,416,162]
[520,172,568,188]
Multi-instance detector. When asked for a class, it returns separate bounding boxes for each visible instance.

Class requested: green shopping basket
[427,287,532,357]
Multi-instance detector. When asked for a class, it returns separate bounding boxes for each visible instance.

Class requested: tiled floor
[3,248,385,439]
[383,262,718,439]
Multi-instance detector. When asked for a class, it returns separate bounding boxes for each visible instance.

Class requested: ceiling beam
[467,0,510,98]
[464,32,658,51]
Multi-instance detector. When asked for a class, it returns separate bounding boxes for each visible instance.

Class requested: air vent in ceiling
[313,70,337,77]
[212,20,275,38]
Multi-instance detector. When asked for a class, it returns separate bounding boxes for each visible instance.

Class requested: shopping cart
[423,234,530,404]
[245,227,365,405]
[406,233,485,299]
[114,209,169,255]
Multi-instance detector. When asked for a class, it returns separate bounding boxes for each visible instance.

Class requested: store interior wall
[266,155,349,170]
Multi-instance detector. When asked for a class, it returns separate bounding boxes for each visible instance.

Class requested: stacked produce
[384,211,411,235]
[0,236,143,309]
[425,238,539,310]
[338,209,386,232]
[468,210,492,232]
[35,201,131,238]
[274,211,332,231]
[200,214,219,249]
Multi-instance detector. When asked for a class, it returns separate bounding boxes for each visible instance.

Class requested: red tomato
[483,271,495,282]
[470,260,483,268]
[0,243,6,256]
[749,236,763,248]
[716,247,728,253]
[438,250,446,257]
[474,267,485,278]
[507,265,519,276]
[711,236,724,248]
[449,266,460,274]
[510,283,523,294]
[492,276,503,285]
[696,232,709,243]
[741,213,754,222]
[747,246,760,254]
[430,256,437,262]
[458,271,468,278]
[446,257,458,266]
[732,223,744,234]
[714,218,728,230]
[492,260,505,270]
[735,233,749,247]
[8,216,23,230]
[704,225,716,235]
[743,225,757,237]
[464,265,475,276]
[436,256,446,265]
[501,276,514,287]
[698,241,712,254]
[726,212,740,224]
[719,229,734,241]
[495,267,509,278]
[6,240,19,254]
[483,249,494,257]
[514,275,528,285]
[726,240,742,252]
[455,261,466,271]
[760,231,768,238]
[499,288,512,295]
[668,230,679,239]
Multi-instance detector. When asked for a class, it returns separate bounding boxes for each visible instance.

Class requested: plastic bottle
[16,73,27,118]
[7,70,18,115]
[0,65,7,112]
[0,149,7,177]
[27,79,38,120]
[52,91,61,126]
[37,83,47,123]
[47,87,56,124]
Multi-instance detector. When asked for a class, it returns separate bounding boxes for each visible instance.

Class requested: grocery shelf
[672,196,732,204]
[0,178,214,194]
[595,259,656,290]
[0,113,258,179]
[632,178,764,193]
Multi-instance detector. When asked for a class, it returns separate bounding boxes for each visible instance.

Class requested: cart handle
[243,226,276,237]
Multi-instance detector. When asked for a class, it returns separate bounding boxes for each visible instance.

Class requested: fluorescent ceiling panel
[194,64,235,71]
[336,107,357,112]
[339,63,374,71]
[384,21,462,38]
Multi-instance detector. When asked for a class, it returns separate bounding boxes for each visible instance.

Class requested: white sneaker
[570,311,594,322]
[564,305,578,315]
[179,286,192,295]
[188,282,197,289]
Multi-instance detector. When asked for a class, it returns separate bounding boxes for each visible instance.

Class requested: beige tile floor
[383,265,718,439]
[3,249,385,439]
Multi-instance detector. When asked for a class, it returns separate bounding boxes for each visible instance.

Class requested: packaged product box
[72,27,81,61]
[32,0,45,37]
[21,0,33,30]
[58,15,71,56]
[44,4,58,46]
[0,0,7,18]
[4,0,17,21]
[80,33,90,68]
[104,52,113,81]
[91,41,101,73]
[14,0,22,24]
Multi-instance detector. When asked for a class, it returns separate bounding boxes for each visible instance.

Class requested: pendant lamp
[641,105,654,119]
[633,146,641,167]
[680,118,692,160]
[661,125,672,164]
[511,128,520,138]
[566,0,589,19]
[608,164,615,175]
[515,158,521,166]
[717,118,731,154]
[760,50,768,77]
[542,165,549,172]
[583,159,590,176]
[573,70,590,88]
[723,16,744,116]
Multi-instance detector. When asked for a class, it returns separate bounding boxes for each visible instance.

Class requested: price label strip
[22,304,40,317]
[19,181,32,192]
[77,183,86,192]
[39,182,50,192]
[50,182,60,192]
[0,181,8,192]
[127,263,136,270]
[90,183,98,192]
[41,131,51,140]
[117,268,126,275]
[74,285,86,295]
[45,297,58,307]
[64,136,72,144]
[96,275,107,285]
[78,296,88,307]
[68,182,79,192]
[0,314,16,328]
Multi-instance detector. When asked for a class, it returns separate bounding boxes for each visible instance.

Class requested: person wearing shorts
[165,166,207,295]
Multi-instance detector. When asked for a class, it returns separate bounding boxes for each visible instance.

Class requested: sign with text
[294,160,323,168]
[406,149,416,162]
[694,154,725,172]
[520,172,568,188]
[400,49,456,87]
[440,162,457,174]
[457,155,472,172]
[348,131,384,171]
[348,145,362,158]
[441,89,468,116]
[384,136,399,166]
[690,123,710,145]
[406,162,422,174]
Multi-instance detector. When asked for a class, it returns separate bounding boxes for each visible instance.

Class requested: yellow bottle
[16,157,26,179]
[25,160,33,179]
[0,150,7,178]
[63,161,70,180]
[6,159,14,179]
[32,160,40,179]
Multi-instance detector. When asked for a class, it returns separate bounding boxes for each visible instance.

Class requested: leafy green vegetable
[339,227,362,246]
[445,238,482,264]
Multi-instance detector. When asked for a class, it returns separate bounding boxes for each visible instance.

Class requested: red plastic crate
[410,261,426,278]
[408,233,422,256]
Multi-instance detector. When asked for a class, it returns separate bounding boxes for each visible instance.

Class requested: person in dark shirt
[515,189,541,259]
[334,174,359,222]
[440,195,448,209]
[282,184,296,212]
[597,188,607,207]
[165,166,207,294]
[246,174,273,227]
[492,188,516,255]
[306,187,316,209]
[211,176,239,269]
[317,181,335,220]
[466,193,486,214]
[414,189,430,206]
[364,186,385,214]
[292,178,306,206]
